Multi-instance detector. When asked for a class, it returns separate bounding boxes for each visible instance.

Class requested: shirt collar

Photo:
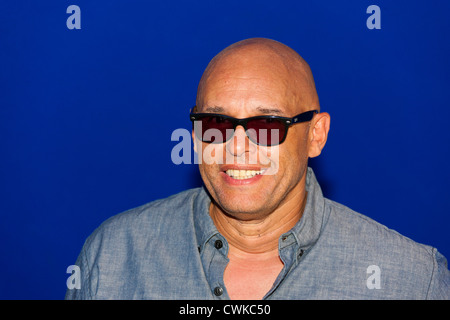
[281,167,329,252]
[193,167,329,252]
[193,187,219,250]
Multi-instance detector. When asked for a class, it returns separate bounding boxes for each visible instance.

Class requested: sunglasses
[190,107,318,146]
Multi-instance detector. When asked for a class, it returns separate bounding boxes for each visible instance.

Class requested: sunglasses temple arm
[292,110,318,123]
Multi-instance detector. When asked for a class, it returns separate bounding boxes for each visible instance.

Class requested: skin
[193,38,330,299]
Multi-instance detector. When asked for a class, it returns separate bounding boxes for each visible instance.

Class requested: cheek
[257,145,280,175]
[275,136,309,178]
[198,142,226,166]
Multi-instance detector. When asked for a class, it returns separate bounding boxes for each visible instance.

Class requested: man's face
[194,54,313,221]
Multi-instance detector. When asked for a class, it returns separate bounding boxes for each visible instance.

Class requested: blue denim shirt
[65,168,449,299]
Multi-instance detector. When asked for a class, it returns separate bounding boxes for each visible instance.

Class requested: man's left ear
[308,112,331,158]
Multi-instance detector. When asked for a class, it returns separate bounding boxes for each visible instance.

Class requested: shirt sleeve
[427,249,450,300]
[65,238,99,300]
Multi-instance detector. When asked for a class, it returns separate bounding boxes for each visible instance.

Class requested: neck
[210,185,307,256]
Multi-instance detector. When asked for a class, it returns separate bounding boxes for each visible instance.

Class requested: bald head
[196,38,320,114]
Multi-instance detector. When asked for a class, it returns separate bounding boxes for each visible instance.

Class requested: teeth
[225,169,263,179]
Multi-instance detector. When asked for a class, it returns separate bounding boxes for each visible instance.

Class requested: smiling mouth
[224,169,264,180]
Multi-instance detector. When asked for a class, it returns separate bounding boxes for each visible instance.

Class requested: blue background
[1,0,449,299]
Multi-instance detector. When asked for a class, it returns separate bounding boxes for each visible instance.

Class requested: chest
[223,256,284,300]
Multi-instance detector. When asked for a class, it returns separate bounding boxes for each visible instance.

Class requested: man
[66,38,449,299]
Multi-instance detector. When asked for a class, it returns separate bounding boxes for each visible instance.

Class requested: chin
[201,169,284,216]
[214,191,278,219]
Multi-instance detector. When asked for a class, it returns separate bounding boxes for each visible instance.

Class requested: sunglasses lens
[246,118,286,146]
[194,115,287,146]
[200,116,233,143]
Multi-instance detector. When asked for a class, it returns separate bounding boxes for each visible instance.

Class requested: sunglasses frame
[190,107,318,146]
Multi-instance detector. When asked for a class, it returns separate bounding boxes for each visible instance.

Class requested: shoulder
[94,187,202,235]
[79,187,204,261]
[323,198,436,262]
[324,198,432,255]
[66,187,206,299]
[320,198,449,299]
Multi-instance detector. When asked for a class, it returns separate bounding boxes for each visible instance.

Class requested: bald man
[66,38,449,300]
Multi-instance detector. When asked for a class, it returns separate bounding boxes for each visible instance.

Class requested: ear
[308,112,331,158]
[192,130,198,154]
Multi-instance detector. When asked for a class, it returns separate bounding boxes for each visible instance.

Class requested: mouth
[224,169,264,180]
[219,165,269,185]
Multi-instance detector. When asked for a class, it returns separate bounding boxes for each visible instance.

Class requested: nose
[225,125,256,158]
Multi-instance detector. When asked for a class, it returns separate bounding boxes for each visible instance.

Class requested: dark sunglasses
[190,107,318,146]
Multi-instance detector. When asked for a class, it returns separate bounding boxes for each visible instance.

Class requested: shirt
[65,168,449,299]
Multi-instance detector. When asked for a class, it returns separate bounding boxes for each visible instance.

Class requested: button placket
[206,235,229,299]
[264,233,301,298]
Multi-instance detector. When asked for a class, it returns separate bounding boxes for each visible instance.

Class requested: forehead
[200,69,298,116]
[197,46,309,116]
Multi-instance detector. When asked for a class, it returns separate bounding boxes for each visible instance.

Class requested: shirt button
[214,286,223,296]
[214,240,223,249]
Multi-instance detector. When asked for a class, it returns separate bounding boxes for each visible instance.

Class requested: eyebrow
[202,105,285,116]
[255,106,285,115]
[203,106,225,113]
